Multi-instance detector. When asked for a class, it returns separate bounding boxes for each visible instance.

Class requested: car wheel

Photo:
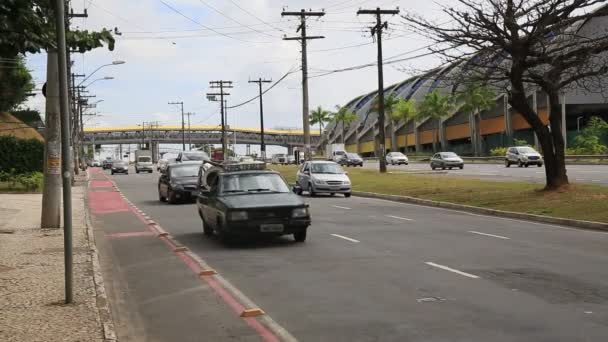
[459,165,464,170]
[111,171,114,175]
[330,193,335,196]
[136,169,140,174]
[524,163,529,168]
[308,183,316,197]
[294,230,307,242]
[126,172,129,175]
[538,163,543,167]
[201,214,213,236]
[431,166,436,170]
[518,160,524,168]
[505,160,510,167]
[295,186,303,196]
[449,167,453,170]
[441,164,446,170]
[167,189,177,204]
[158,189,166,202]
[344,193,351,198]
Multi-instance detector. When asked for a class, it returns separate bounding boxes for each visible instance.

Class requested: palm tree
[391,98,418,152]
[333,105,357,144]
[418,89,454,152]
[371,95,401,152]
[309,106,332,137]
[455,83,496,156]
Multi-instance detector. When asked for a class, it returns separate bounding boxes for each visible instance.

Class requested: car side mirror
[304,170,310,175]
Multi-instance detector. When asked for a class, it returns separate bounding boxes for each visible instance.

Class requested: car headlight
[521,155,528,160]
[343,180,351,185]
[313,178,325,185]
[292,207,309,218]
[229,211,248,221]
[170,182,182,189]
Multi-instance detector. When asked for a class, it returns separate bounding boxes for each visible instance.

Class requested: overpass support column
[287,145,294,155]
[151,141,160,163]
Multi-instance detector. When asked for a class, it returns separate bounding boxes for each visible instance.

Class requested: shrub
[15,172,43,191]
[490,147,508,156]
[0,136,44,173]
[513,138,529,146]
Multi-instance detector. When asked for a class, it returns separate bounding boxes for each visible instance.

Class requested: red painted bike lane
[87,168,282,342]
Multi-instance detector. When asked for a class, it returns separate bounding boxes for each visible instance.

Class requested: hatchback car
[111,161,129,175]
[296,161,351,197]
[339,153,364,167]
[386,152,409,165]
[430,152,464,170]
[158,163,201,203]
[505,146,543,167]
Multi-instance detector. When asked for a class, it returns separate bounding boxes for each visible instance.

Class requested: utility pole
[249,77,272,160]
[185,112,194,151]
[357,7,399,173]
[206,81,233,160]
[168,101,185,150]
[282,9,325,161]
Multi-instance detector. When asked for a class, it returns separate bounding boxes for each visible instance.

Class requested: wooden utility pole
[249,77,272,160]
[185,112,195,151]
[357,7,399,173]
[207,81,233,160]
[281,9,325,160]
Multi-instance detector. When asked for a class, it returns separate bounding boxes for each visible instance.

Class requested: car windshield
[441,152,458,158]
[518,147,537,154]
[393,153,405,157]
[311,163,344,174]
[138,157,152,163]
[171,166,199,178]
[114,161,127,167]
[182,152,209,161]
[221,173,290,194]
[347,153,360,158]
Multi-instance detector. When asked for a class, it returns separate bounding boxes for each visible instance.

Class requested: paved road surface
[361,161,608,185]
[110,169,608,341]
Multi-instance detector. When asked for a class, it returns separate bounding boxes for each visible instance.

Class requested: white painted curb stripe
[425,262,480,279]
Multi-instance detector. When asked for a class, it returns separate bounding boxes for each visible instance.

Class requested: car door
[159,171,169,197]
[386,152,392,163]
[297,162,309,187]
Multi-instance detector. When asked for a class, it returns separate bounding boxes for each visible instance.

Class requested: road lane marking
[468,231,510,240]
[478,173,498,176]
[331,205,352,210]
[331,234,360,243]
[425,262,480,279]
[386,215,413,221]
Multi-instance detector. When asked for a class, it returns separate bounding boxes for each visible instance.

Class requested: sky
[24,0,450,156]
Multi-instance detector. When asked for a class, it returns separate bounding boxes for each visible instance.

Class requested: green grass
[0,181,35,193]
[270,165,608,223]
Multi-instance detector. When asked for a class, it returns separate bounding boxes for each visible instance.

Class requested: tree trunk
[342,121,345,144]
[390,120,398,152]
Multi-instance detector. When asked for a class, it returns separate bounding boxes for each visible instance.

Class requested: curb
[84,170,118,342]
[352,191,608,232]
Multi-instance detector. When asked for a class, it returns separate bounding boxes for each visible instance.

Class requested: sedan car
[296,161,351,197]
[197,162,311,242]
[430,152,464,170]
[339,152,364,167]
[111,161,129,175]
[505,146,543,167]
[158,158,176,173]
[158,163,200,203]
[386,152,409,165]
[102,159,113,170]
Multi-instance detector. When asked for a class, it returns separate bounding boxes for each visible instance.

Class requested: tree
[455,83,496,156]
[404,0,608,190]
[392,99,418,151]
[417,89,453,152]
[309,106,332,137]
[0,56,34,113]
[372,95,401,152]
[333,105,357,144]
[571,116,608,154]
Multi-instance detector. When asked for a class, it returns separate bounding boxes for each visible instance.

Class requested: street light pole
[249,77,272,160]
[77,60,125,86]
[169,101,185,150]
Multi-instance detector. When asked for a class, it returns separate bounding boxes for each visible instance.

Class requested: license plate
[260,224,284,232]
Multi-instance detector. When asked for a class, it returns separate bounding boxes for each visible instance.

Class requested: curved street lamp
[83,76,114,88]
[78,60,125,86]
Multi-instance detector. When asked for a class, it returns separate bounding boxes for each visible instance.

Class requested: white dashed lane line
[425,262,480,279]
[468,231,510,240]
[331,205,352,210]
[386,215,414,221]
[331,234,360,243]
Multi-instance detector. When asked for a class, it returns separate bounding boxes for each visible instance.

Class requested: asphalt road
[111,168,608,341]
[361,161,608,186]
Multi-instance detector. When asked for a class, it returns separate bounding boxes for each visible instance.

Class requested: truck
[326,143,346,163]
[134,149,153,174]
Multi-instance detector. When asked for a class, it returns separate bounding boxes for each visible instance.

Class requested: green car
[196,162,311,243]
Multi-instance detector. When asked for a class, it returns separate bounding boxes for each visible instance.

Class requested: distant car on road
[158,163,201,204]
[339,153,363,167]
[296,160,351,197]
[196,162,311,242]
[239,156,255,163]
[102,159,113,170]
[430,152,464,170]
[505,146,543,168]
[111,161,129,175]
[271,154,287,165]
[287,155,296,164]
[386,152,409,165]
[176,151,210,163]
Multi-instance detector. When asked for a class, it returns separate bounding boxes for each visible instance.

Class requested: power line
[226,0,287,33]
[227,67,297,109]
[195,0,281,38]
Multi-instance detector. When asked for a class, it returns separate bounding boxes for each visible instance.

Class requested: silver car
[430,152,464,170]
[386,152,409,165]
[296,161,351,197]
[505,146,543,168]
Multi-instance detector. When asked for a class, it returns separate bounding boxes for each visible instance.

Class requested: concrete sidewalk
[0,183,113,341]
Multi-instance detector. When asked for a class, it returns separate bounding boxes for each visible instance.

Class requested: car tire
[158,189,166,202]
[330,193,335,196]
[111,171,114,175]
[505,160,510,167]
[308,183,316,197]
[344,193,351,198]
[136,169,140,174]
[167,189,177,204]
[441,164,446,170]
[201,215,213,236]
[431,166,436,170]
[524,163,529,168]
[459,166,464,170]
[294,230,307,242]
[538,163,543,167]
[518,160,524,168]
[449,167,453,170]
[295,186,303,196]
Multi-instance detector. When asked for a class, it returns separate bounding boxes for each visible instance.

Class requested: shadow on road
[174,231,303,251]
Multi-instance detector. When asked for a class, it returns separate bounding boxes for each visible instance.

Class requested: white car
[386,152,409,165]
[505,146,543,168]
[295,161,351,197]
[271,154,288,164]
